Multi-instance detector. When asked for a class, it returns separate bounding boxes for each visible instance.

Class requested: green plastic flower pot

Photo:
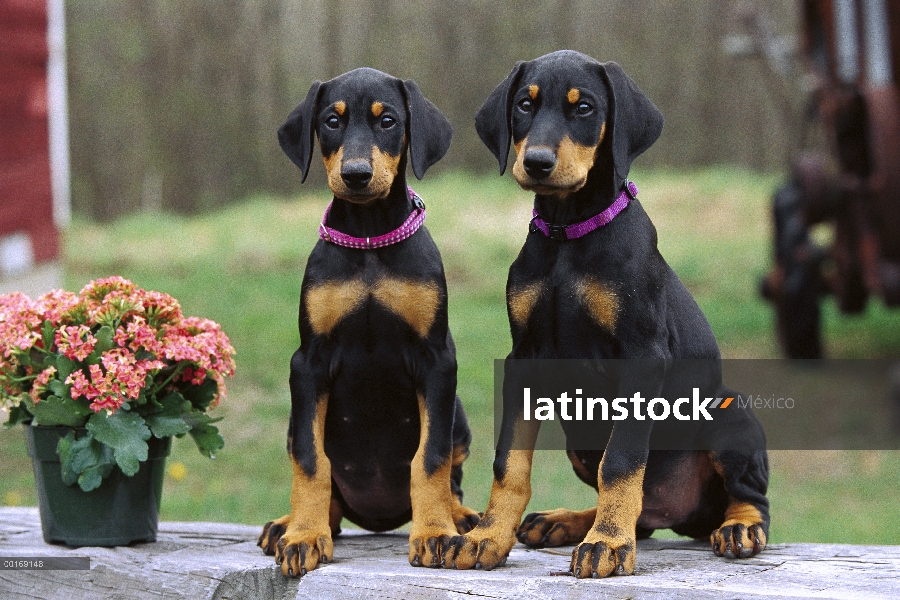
[25,425,171,547]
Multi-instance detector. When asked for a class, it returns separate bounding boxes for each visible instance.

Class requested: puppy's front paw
[711,521,767,558]
[258,515,289,556]
[517,508,593,548]
[452,504,482,534]
[275,528,333,577]
[569,532,635,578]
[445,525,514,570]
[409,525,456,568]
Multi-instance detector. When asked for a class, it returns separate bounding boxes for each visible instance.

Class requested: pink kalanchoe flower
[2,277,235,420]
[181,366,207,386]
[55,325,97,362]
[114,316,162,355]
[80,276,137,301]
[35,289,80,326]
[0,293,42,358]
[66,369,100,403]
[135,289,182,326]
[29,366,57,403]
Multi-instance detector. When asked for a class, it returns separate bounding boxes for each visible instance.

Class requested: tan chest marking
[306,278,440,337]
[575,278,619,333]
[305,279,368,335]
[508,282,545,327]
[372,278,441,338]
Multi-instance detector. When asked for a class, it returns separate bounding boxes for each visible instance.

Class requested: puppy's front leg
[570,421,650,579]
[409,361,462,568]
[447,369,541,570]
[259,352,333,577]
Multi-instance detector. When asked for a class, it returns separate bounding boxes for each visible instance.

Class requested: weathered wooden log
[1,507,897,599]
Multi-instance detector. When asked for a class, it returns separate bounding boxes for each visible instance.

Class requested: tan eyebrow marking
[528,84,539,100]
[334,101,346,116]
[568,88,580,104]
[371,101,383,117]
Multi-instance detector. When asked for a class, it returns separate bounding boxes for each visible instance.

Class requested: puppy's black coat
[446,50,769,579]
[258,68,478,578]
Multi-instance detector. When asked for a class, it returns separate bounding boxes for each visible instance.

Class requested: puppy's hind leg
[709,450,770,559]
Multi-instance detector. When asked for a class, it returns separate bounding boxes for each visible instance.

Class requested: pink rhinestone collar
[529,180,637,241]
[318,187,426,249]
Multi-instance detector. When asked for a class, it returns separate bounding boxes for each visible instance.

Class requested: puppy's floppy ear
[278,80,323,183]
[475,61,525,175]
[402,79,453,180]
[597,62,664,190]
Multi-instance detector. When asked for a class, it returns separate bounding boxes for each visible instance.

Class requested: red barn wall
[0,0,59,266]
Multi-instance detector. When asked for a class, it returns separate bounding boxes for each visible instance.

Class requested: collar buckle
[548,223,568,242]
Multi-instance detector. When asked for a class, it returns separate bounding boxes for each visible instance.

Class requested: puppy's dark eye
[517,98,533,113]
[380,115,396,129]
[576,101,593,116]
[325,115,340,129]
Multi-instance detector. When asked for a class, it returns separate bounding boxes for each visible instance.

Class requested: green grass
[1,168,898,544]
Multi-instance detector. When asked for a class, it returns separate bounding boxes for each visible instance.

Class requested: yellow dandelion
[167,462,187,481]
[4,491,22,506]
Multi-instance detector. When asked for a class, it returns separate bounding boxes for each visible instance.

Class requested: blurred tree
[64,0,797,219]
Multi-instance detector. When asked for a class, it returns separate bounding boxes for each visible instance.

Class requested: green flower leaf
[56,356,76,382]
[4,403,32,428]
[31,395,90,427]
[183,411,224,457]
[41,320,55,349]
[86,411,151,477]
[41,353,57,371]
[181,377,218,411]
[93,325,115,354]
[85,326,115,365]
[47,379,70,399]
[57,431,115,491]
[189,422,224,458]
[77,462,115,492]
[144,391,191,438]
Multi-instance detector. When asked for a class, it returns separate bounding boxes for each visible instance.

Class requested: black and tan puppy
[446,51,769,578]
[257,68,479,577]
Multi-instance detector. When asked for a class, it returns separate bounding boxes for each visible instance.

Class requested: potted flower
[0,276,235,546]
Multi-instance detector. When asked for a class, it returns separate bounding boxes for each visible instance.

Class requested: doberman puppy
[446,50,769,578]
[257,68,479,577]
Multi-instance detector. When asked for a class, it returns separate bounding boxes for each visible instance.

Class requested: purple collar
[529,180,638,241]
[319,187,426,249]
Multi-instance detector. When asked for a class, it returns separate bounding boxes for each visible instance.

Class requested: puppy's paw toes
[517,508,592,548]
[711,522,767,559]
[569,536,635,579]
[409,528,455,568]
[258,515,290,556]
[445,529,513,571]
[275,530,333,577]
[453,506,482,534]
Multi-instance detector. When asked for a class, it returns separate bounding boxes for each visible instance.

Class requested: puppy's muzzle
[341,159,373,190]
[522,147,557,180]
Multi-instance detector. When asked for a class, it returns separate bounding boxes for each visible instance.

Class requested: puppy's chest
[508,263,623,336]
[303,274,441,339]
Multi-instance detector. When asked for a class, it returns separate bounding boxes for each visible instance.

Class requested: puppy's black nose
[341,160,373,189]
[522,148,557,179]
